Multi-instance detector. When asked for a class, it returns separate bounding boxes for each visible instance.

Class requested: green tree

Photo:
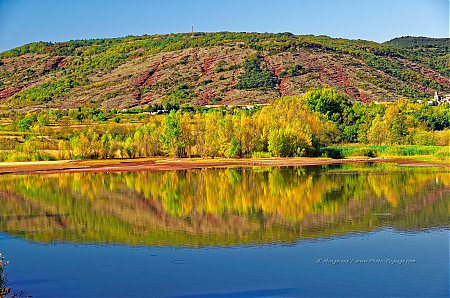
[304,88,351,124]
[15,114,37,132]
[234,53,277,90]
[160,111,185,157]
[227,138,241,158]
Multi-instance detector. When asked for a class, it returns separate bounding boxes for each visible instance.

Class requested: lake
[0,163,448,297]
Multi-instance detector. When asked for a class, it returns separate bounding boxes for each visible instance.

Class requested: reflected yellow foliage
[0,164,448,246]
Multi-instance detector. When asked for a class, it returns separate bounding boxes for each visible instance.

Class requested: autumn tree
[367,114,391,145]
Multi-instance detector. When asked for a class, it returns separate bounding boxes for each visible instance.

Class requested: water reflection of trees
[0,165,448,246]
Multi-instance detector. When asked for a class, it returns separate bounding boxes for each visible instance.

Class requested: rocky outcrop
[43,56,67,73]
[0,86,22,99]
[328,63,361,99]
[132,65,161,101]
[134,70,156,87]
[201,57,216,74]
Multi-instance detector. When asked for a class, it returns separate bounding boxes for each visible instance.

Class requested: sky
[0,0,448,52]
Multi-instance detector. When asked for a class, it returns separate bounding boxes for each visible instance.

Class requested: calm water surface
[0,164,448,297]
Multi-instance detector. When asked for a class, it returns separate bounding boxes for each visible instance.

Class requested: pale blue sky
[0,0,448,52]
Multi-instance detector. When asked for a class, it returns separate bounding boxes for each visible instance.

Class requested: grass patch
[0,151,57,162]
[252,151,272,158]
[433,147,450,159]
[383,146,442,156]
[321,145,383,158]
[323,145,447,159]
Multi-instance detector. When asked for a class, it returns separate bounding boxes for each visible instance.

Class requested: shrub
[201,79,213,85]
[434,129,450,146]
[434,147,450,159]
[1,253,9,296]
[412,130,435,146]
[320,147,344,159]
[365,148,378,158]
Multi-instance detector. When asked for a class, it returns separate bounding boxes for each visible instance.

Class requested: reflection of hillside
[0,165,448,246]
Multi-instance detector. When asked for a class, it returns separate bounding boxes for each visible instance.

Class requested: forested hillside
[1,32,449,111]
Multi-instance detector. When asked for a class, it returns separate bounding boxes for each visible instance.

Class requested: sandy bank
[0,157,447,175]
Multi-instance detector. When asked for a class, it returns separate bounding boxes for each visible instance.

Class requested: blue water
[0,166,449,296]
[1,228,448,297]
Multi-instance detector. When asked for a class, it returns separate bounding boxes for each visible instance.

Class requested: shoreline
[0,157,448,175]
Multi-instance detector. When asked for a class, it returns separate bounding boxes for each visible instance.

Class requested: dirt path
[0,157,447,175]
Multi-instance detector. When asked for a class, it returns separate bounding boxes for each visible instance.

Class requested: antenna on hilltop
[191,24,194,37]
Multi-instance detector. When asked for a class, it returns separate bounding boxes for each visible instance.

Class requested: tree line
[5,88,450,161]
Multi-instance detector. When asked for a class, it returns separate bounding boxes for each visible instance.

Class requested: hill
[0,32,449,111]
